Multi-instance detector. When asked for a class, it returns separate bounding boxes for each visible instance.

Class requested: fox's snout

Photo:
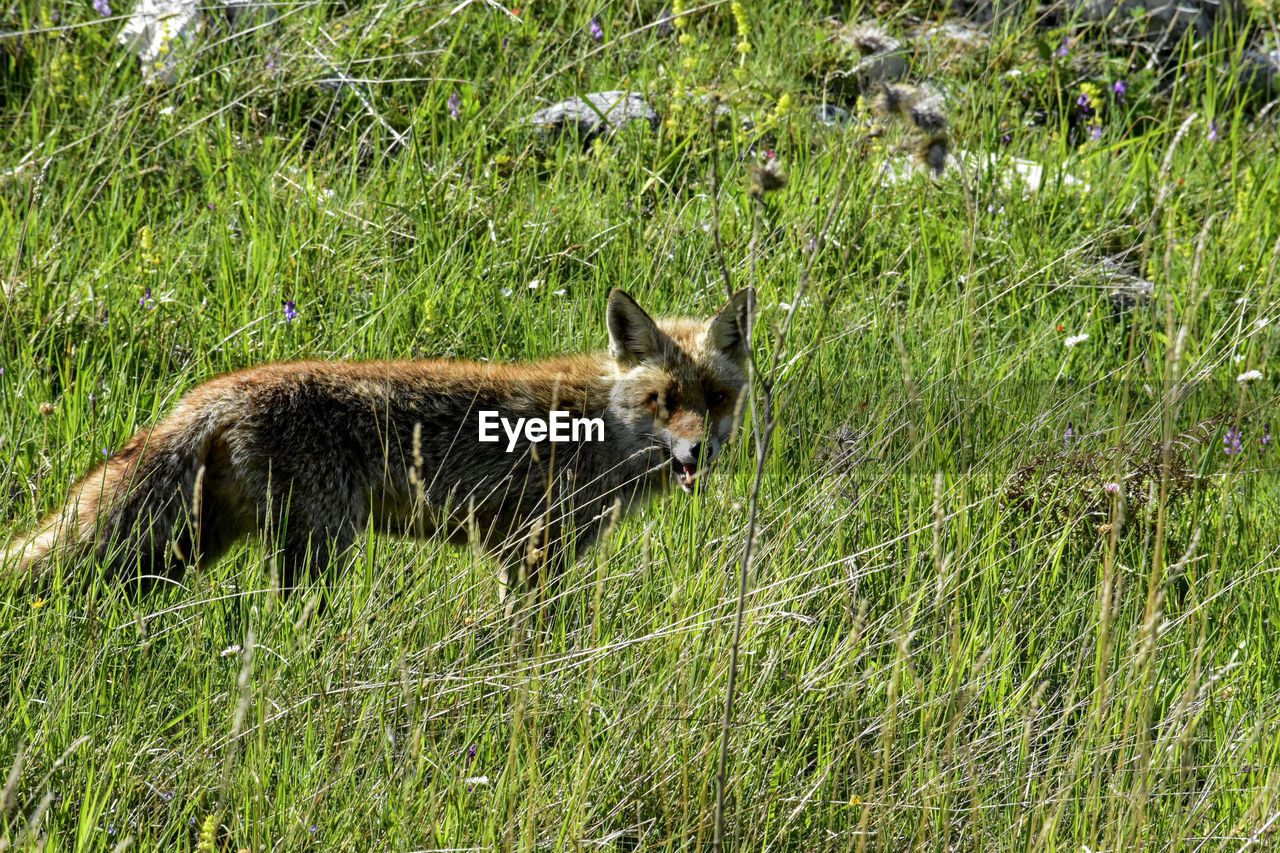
[664,430,726,493]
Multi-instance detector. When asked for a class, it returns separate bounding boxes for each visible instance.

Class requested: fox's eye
[707,390,729,407]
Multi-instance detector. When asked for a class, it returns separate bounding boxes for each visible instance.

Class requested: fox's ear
[706,287,756,364]
[607,289,662,366]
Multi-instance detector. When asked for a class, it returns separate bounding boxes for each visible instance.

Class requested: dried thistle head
[1002,427,1212,536]
[873,83,918,119]
[843,24,899,56]
[916,132,950,177]
[908,95,947,134]
[747,156,787,198]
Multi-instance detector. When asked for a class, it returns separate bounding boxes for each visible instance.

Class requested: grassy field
[2,0,1280,849]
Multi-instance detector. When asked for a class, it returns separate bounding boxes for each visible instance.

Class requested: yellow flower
[31,599,47,610]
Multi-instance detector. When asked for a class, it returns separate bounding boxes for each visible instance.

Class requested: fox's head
[605,287,755,493]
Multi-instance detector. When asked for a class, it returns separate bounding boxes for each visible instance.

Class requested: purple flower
[207,202,216,211]
[1103,482,1120,495]
[1002,133,1011,144]
[1208,120,1219,142]
[309,825,318,833]
[1113,80,1126,100]
[589,16,603,39]
[1089,123,1102,140]
[1064,421,1075,445]
[1057,39,1069,57]
[139,287,154,309]
[1262,424,1272,452]
[447,91,461,119]
[1225,427,1243,455]
[465,743,477,767]
[1076,94,1090,108]
[93,0,111,16]
[282,300,299,322]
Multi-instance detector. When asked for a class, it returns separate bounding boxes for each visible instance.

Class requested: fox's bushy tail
[2,403,228,591]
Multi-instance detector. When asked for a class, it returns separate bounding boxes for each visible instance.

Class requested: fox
[1,287,755,612]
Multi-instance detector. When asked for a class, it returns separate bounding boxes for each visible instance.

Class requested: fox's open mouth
[672,458,699,493]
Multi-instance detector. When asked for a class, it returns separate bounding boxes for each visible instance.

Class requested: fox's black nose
[685,443,703,465]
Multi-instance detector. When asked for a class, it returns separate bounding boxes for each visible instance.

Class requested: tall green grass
[2,0,1279,848]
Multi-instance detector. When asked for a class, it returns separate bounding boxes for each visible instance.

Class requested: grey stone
[813,104,853,127]
[1077,0,1247,46]
[1239,46,1280,99]
[525,91,658,143]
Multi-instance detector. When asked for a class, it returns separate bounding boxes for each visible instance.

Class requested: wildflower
[1064,421,1075,445]
[1002,133,1011,144]
[589,16,603,39]
[40,402,55,415]
[1224,427,1243,455]
[1208,120,1219,142]
[31,598,46,610]
[465,744,477,768]
[309,826,318,833]
[220,644,242,657]
[1089,123,1102,140]
[207,202,216,210]
[1237,369,1263,382]
[1076,94,1091,110]
[1113,80,1126,100]
[447,91,461,119]
[93,0,111,15]
[1064,333,1089,348]
[282,300,299,322]
[1103,482,1120,495]
[1057,39,1069,57]
[140,287,154,309]
[1262,424,1272,451]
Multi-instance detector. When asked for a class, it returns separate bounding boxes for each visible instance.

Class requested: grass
[2,0,1280,848]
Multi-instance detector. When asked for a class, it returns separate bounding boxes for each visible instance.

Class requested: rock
[813,103,853,127]
[1102,257,1155,319]
[910,21,990,49]
[1076,0,1249,49]
[879,148,1090,194]
[117,0,276,84]
[654,8,675,38]
[1239,45,1280,99]
[118,0,201,84]
[525,91,658,143]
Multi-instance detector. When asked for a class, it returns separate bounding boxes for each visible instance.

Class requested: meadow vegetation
[1,0,1279,848]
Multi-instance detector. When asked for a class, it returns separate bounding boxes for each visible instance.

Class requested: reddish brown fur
[2,289,755,610]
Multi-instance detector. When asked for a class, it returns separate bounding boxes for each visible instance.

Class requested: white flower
[1256,317,1270,330]
[500,287,513,297]
[1233,353,1246,363]
[158,105,175,115]
[1064,333,1089,348]
[220,644,242,658]
[1237,369,1263,382]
